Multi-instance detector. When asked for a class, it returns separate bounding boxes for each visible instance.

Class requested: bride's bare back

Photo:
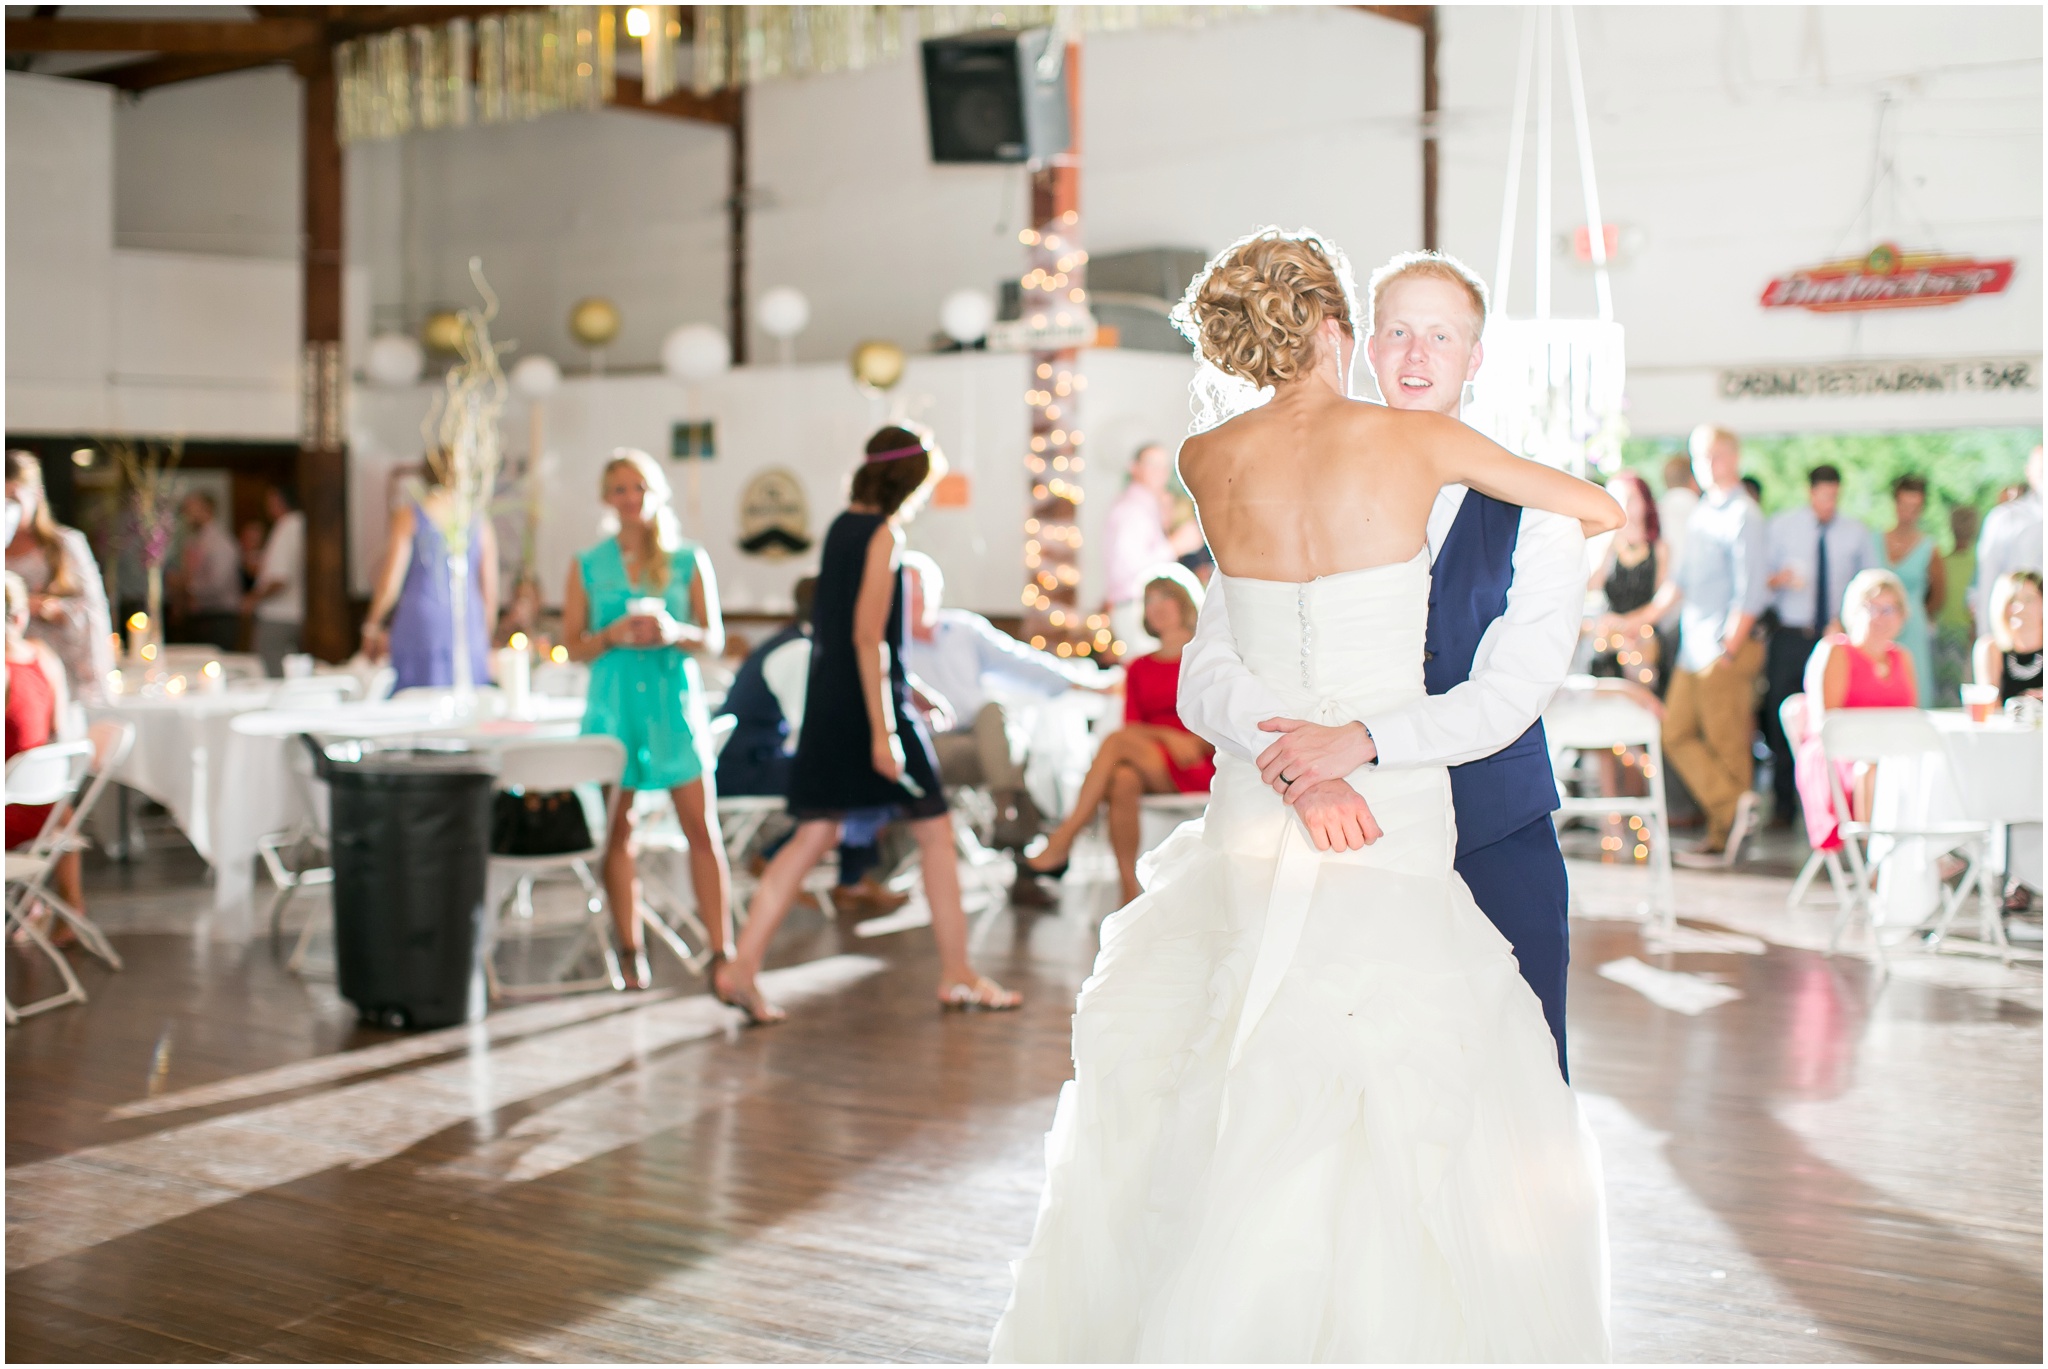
[1182,383,1621,583]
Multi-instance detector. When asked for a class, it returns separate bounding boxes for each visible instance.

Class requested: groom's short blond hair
[1367,251,1490,340]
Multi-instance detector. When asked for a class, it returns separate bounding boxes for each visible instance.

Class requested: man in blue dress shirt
[1760,464,1877,827]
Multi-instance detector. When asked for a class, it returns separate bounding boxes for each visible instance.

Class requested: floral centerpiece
[104,437,184,657]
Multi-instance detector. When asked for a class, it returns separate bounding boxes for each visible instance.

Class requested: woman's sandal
[1021,836,1071,881]
[938,976,1023,1013]
[710,951,787,1026]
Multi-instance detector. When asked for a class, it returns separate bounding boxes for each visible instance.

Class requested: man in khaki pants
[1641,425,1770,863]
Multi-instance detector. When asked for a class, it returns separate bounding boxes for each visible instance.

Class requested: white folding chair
[260,735,335,974]
[1821,708,2002,977]
[5,730,133,1023]
[1138,793,1208,859]
[1544,682,1675,931]
[1779,694,1853,912]
[482,735,640,999]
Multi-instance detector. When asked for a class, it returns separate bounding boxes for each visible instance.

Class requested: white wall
[1437,5,2043,435]
[114,65,301,259]
[6,72,115,431]
[349,347,1197,616]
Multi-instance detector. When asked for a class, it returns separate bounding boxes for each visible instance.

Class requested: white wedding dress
[990,553,1611,1363]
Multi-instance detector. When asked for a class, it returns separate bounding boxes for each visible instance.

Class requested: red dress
[1122,651,1215,794]
[6,652,57,849]
[1792,635,1915,851]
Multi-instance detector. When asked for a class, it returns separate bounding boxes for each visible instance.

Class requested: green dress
[578,539,707,790]
[1885,535,1937,707]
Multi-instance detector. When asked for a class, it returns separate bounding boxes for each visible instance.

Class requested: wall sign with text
[1719,356,2041,401]
[737,467,812,559]
[1761,243,2015,313]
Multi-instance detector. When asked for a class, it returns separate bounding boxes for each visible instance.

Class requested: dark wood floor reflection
[7,834,2042,1363]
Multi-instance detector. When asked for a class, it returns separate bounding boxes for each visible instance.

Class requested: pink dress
[1793,635,1915,850]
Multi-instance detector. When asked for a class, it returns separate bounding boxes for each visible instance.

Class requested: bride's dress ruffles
[991,554,1610,1363]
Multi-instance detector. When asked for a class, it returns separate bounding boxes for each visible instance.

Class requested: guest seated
[899,551,1114,846]
[1027,567,1214,906]
[1974,570,2043,703]
[5,571,84,926]
[1792,569,1917,852]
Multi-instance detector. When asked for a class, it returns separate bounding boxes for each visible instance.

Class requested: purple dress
[388,499,492,691]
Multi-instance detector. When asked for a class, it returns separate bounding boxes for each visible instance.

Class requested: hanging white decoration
[510,354,562,399]
[940,288,997,345]
[756,287,811,341]
[662,324,732,383]
[364,332,425,387]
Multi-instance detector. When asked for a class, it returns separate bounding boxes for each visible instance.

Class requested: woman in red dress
[6,569,86,927]
[1792,568,1918,851]
[1028,567,1215,906]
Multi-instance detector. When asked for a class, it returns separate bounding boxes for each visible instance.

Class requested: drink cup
[1960,682,2000,723]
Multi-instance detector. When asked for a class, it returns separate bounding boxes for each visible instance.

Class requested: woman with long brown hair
[712,426,1021,1022]
[4,451,114,702]
[562,449,731,991]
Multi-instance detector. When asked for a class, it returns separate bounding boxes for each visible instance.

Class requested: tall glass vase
[447,549,476,717]
[141,564,166,676]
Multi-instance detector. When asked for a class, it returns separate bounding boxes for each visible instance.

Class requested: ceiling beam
[1353,5,1431,30]
[5,17,322,54]
[611,74,741,128]
[81,53,288,92]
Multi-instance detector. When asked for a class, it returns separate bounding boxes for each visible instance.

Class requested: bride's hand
[1257,718,1377,799]
[1292,779,1383,852]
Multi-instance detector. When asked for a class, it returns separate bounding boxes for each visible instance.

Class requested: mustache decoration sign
[738,468,812,560]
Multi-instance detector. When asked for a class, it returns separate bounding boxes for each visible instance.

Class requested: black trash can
[313,740,496,1030]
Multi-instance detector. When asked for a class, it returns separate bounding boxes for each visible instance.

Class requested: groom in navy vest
[1178,251,1589,1079]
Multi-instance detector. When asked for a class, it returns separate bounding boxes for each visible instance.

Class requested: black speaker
[921,28,1070,164]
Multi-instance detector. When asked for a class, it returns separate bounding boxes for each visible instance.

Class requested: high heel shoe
[1021,835,1070,880]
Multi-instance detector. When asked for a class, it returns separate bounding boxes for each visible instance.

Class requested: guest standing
[562,449,732,992]
[714,426,1020,1021]
[1882,474,1944,707]
[1026,568,1214,907]
[4,451,114,702]
[1936,504,1982,703]
[1642,424,1770,863]
[1102,442,1203,653]
[1760,464,1877,827]
[360,480,500,691]
[4,571,85,920]
[169,493,244,652]
[1975,570,2044,703]
[1588,470,1670,694]
[244,484,306,676]
[1792,570,1917,853]
[1971,445,2043,635]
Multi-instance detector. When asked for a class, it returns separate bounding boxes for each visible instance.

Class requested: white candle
[501,638,532,715]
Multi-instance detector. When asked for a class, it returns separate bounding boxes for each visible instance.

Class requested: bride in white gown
[990,229,1624,1363]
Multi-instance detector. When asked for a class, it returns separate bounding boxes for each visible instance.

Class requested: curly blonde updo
[1173,228,1356,391]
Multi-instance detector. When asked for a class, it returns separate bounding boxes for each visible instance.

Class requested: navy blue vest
[713,621,806,797]
[1423,491,1559,859]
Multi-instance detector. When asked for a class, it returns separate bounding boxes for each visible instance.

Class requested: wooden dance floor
[6,834,2041,1363]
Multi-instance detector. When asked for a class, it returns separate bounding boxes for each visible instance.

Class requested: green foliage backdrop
[1620,428,2040,553]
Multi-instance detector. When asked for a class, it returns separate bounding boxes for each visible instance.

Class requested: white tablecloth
[86,689,279,863]
[1871,713,2043,926]
[211,696,586,911]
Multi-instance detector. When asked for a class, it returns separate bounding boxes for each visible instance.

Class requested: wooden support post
[298,45,351,662]
[1423,5,1440,251]
[727,89,749,365]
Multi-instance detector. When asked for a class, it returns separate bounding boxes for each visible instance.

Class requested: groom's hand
[1294,779,1382,852]
[1257,718,1377,800]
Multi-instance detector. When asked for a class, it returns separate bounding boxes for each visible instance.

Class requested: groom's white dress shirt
[1177,487,1588,771]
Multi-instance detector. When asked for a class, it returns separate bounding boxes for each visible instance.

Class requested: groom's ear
[1465,338,1485,381]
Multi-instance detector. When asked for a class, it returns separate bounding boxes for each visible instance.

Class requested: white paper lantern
[940,288,996,345]
[510,354,562,399]
[662,324,731,383]
[756,286,811,341]
[364,332,424,387]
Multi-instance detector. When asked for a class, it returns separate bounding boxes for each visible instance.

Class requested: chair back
[707,712,738,760]
[1778,693,1810,750]
[493,735,626,794]
[3,740,93,809]
[1543,687,1661,750]
[1818,708,1941,765]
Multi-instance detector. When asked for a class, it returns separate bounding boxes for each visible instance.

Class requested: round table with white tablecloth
[85,685,291,864]
[1870,712,2043,927]
[210,696,587,912]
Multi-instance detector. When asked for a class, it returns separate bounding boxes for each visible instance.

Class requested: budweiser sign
[1761,242,2015,313]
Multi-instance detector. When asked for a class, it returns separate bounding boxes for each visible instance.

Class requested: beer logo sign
[1761,242,2015,313]
[737,467,812,559]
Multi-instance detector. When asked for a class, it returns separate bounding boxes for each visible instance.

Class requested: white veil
[1168,226,1370,437]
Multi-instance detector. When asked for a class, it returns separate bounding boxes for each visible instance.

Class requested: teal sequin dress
[1885,535,1937,707]
[578,538,708,790]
